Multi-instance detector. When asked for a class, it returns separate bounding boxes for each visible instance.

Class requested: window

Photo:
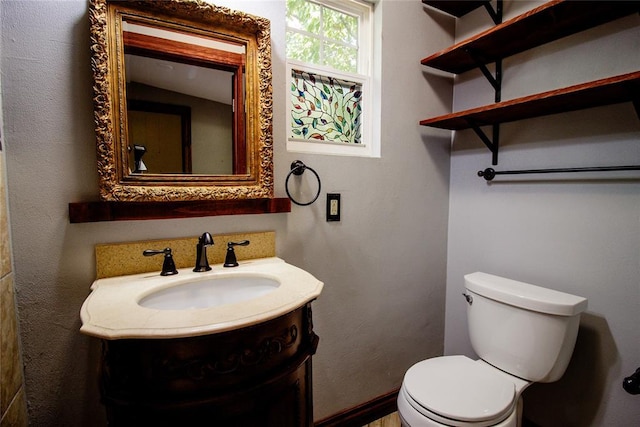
[286,0,380,157]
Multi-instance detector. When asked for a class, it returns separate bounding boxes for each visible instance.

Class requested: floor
[363,412,401,427]
[369,411,542,427]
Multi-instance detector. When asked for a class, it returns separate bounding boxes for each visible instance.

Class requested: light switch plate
[326,193,340,222]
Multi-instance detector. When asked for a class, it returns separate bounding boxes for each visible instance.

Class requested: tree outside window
[286,0,359,73]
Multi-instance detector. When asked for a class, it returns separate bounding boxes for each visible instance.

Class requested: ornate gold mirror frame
[89,0,273,201]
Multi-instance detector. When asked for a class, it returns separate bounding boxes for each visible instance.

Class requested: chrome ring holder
[285,160,321,206]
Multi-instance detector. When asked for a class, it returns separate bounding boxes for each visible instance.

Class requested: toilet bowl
[398,272,587,427]
[397,356,529,427]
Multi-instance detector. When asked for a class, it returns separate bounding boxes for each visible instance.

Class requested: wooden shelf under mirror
[421,0,640,75]
[68,198,291,223]
[420,71,640,130]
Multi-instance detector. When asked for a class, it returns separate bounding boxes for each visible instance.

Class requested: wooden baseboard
[314,388,399,427]
[313,388,542,427]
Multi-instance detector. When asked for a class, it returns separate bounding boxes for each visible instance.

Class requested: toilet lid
[403,356,516,423]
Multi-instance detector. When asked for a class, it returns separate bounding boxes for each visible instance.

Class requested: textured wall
[0,0,452,424]
[445,1,640,425]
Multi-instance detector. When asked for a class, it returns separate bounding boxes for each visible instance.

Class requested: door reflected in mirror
[123,19,246,175]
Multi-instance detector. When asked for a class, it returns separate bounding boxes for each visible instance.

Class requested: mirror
[90,0,273,201]
[124,19,246,175]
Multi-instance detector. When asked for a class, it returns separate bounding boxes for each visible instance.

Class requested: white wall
[445,1,640,425]
[0,0,452,424]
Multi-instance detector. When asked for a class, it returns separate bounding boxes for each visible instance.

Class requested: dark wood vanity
[99,304,318,427]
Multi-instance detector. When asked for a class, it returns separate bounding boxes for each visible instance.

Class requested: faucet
[224,240,250,267]
[142,247,178,276]
[193,232,214,272]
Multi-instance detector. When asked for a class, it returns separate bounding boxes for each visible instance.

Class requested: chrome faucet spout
[193,232,214,272]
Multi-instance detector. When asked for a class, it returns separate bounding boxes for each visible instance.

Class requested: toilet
[398,272,588,427]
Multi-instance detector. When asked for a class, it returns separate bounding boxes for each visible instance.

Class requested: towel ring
[285,160,321,206]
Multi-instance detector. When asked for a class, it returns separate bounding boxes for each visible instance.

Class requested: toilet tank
[464,272,588,383]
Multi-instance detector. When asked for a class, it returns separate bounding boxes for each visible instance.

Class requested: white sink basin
[138,276,280,310]
[80,257,323,340]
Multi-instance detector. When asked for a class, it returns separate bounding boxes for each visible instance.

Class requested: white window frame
[285,0,380,158]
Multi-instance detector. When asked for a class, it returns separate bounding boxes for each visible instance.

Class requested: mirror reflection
[122,19,246,175]
[91,0,273,201]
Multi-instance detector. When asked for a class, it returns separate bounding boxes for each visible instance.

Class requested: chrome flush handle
[462,293,473,305]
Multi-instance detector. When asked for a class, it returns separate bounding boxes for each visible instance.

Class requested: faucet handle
[143,248,178,276]
[224,240,250,267]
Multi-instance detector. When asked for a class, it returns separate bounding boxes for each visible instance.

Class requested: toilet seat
[401,356,518,427]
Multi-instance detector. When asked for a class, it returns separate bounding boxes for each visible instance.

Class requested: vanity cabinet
[99,304,318,427]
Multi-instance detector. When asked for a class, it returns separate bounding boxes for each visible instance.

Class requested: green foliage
[286,0,359,73]
[286,0,320,33]
[323,7,357,46]
[286,32,321,65]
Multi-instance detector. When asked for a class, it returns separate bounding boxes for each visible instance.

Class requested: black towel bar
[478,165,640,181]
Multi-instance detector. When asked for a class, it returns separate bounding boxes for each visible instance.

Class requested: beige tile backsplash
[1,274,23,415]
[1,151,28,425]
[0,155,11,278]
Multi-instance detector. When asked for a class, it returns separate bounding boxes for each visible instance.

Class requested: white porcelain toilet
[398,272,588,427]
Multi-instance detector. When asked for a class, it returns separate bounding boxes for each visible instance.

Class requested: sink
[138,276,280,310]
[80,257,323,339]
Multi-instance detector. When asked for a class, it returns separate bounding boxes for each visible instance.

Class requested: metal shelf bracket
[632,88,640,119]
[484,0,503,25]
[466,120,500,165]
[464,47,503,164]
[465,49,503,102]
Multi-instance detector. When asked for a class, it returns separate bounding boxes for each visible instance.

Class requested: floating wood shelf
[421,0,489,18]
[68,198,291,223]
[422,0,640,74]
[420,71,640,130]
